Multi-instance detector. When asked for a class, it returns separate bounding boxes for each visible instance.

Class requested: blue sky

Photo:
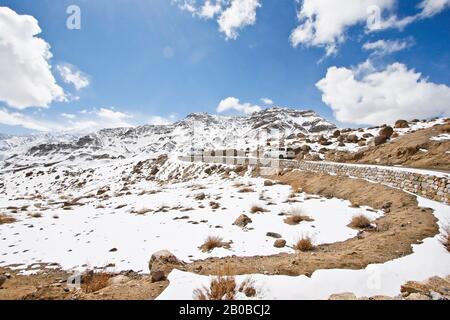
[0,0,449,134]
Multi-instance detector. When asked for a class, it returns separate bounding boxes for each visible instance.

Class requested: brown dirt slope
[327,123,450,171]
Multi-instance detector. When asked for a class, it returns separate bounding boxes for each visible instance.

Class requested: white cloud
[290,0,450,56]
[57,63,90,91]
[218,0,261,40]
[261,97,273,105]
[217,97,261,115]
[290,0,395,56]
[316,61,450,126]
[0,108,61,131]
[418,0,450,18]
[0,7,65,109]
[363,38,414,57]
[61,113,77,120]
[173,0,261,40]
[199,0,223,19]
[95,108,133,128]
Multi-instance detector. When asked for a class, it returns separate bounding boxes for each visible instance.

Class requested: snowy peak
[0,107,336,167]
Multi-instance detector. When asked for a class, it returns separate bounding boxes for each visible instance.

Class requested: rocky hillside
[0,107,336,168]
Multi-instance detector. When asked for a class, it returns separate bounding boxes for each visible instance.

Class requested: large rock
[0,275,7,287]
[266,232,282,239]
[374,135,388,146]
[379,126,394,138]
[346,134,359,143]
[394,120,409,128]
[148,250,183,280]
[233,214,252,227]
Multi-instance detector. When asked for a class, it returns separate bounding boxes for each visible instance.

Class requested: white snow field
[157,196,450,300]
[0,169,381,273]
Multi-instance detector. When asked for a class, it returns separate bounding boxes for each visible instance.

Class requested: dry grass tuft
[200,236,230,252]
[440,227,450,253]
[294,236,315,252]
[283,208,313,225]
[194,276,237,300]
[0,213,16,225]
[194,265,257,300]
[350,214,372,229]
[81,271,112,293]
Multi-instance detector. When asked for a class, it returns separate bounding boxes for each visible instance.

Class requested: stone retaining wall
[297,162,449,204]
[178,156,449,204]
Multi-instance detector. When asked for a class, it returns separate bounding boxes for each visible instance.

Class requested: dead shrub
[194,265,257,300]
[283,208,313,225]
[200,236,230,252]
[440,227,450,252]
[294,236,315,252]
[0,213,16,225]
[81,271,112,293]
[194,276,237,300]
[350,214,372,229]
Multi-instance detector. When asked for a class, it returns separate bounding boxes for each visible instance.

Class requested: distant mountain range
[0,107,336,168]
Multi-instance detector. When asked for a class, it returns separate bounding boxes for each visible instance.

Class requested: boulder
[273,239,286,248]
[346,134,359,143]
[394,120,409,128]
[333,130,341,138]
[0,275,7,287]
[151,270,166,283]
[148,250,182,272]
[379,126,394,138]
[374,135,388,146]
[233,214,252,227]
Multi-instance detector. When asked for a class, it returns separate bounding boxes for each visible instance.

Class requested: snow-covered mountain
[0,107,336,168]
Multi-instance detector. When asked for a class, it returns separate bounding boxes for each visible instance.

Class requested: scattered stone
[266,232,282,239]
[273,239,286,248]
[233,214,252,228]
[379,126,394,138]
[395,120,409,129]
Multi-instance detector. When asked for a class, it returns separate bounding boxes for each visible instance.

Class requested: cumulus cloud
[217,97,261,115]
[173,0,261,39]
[363,38,414,57]
[290,0,396,56]
[290,0,450,56]
[61,113,77,120]
[0,7,65,109]
[148,115,178,126]
[316,61,450,125]
[57,63,90,91]
[261,97,273,105]
[218,0,261,40]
